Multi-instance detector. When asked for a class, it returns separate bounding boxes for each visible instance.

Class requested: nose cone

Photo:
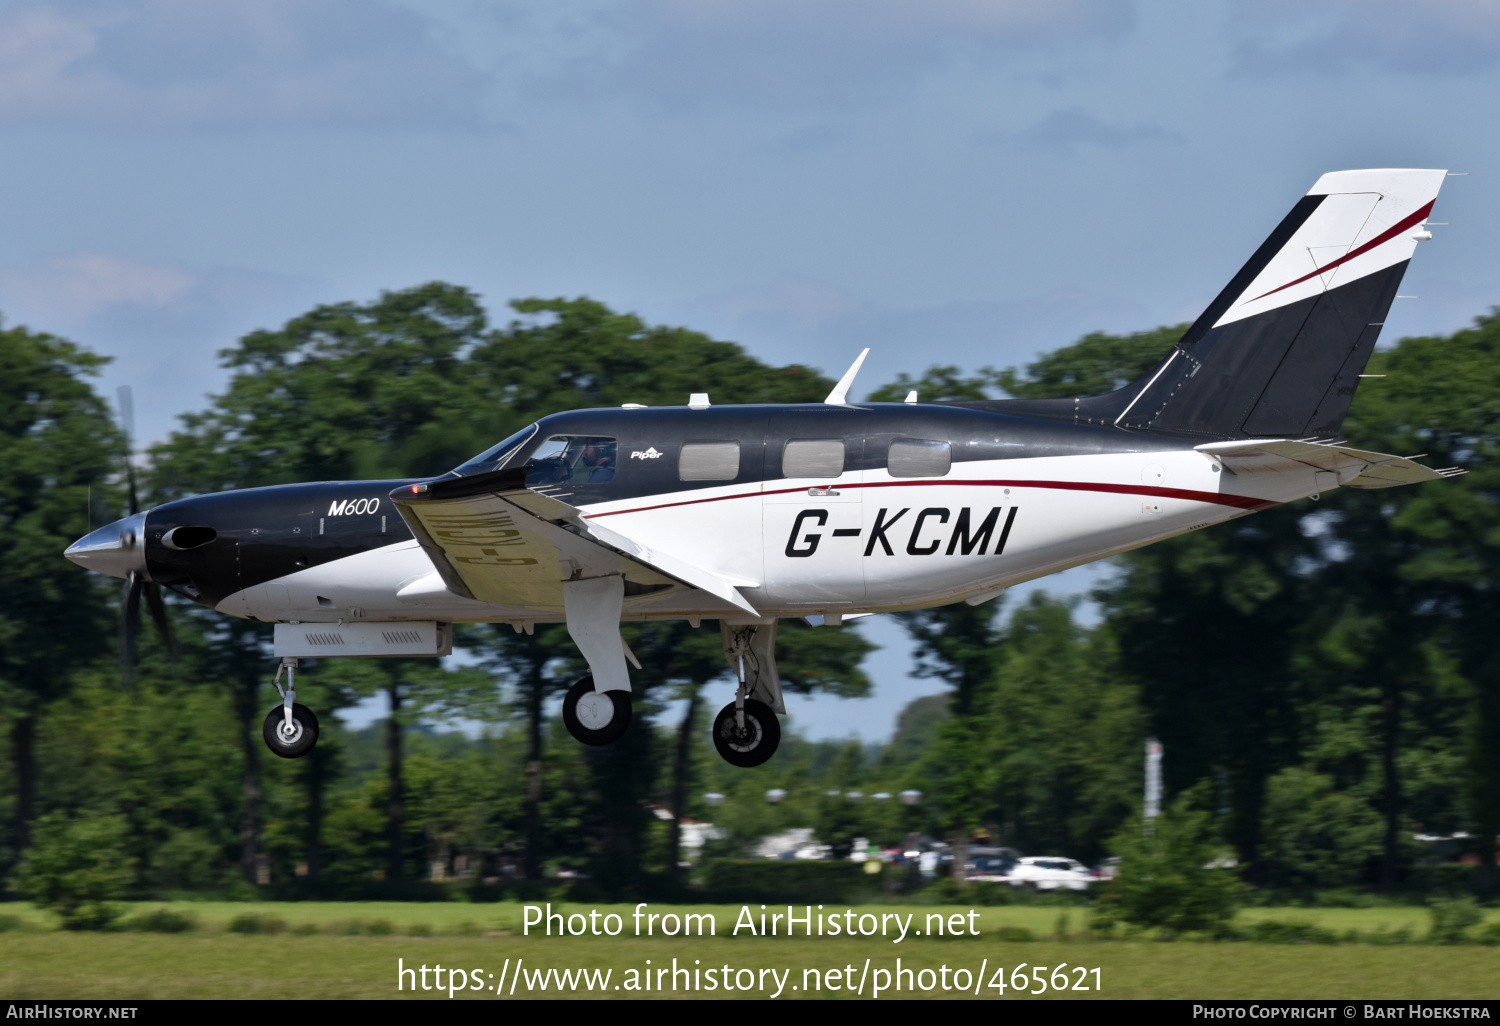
[64,511,149,580]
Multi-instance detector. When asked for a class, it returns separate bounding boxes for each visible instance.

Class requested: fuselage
[111,401,1315,626]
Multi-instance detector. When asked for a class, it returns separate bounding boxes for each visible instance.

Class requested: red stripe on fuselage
[1249,201,1434,303]
[583,479,1277,519]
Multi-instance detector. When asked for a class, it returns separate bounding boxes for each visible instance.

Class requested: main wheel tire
[262,703,319,759]
[562,676,632,746]
[712,698,781,768]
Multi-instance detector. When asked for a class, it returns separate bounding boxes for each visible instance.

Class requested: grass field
[1,902,1497,1000]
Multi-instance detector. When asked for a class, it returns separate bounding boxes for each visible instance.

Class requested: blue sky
[6,0,1498,740]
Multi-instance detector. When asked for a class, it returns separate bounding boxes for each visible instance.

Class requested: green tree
[0,324,122,871]
[278,667,363,884]
[889,326,1286,880]
[865,366,999,403]
[436,299,862,887]
[465,296,832,433]
[616,621,727,884]
[993,313,1490,892]
[925,719,992,878]
[1329,312,1500,893]
[10,810,132,929]
[985,595,1142,864]
[896,600,1003,883]
[812,741,871,857]
[885,693,949,766]
[981,320,1318,878]
[1258,766,1382,893]
[995,324,1184,399]
[460,623,584,881]
[1102,515,1318,879]
[145,284,498,886]
[148,282,490,494]
[184,617,276,887]
[899,602,1002,717]
[1097,788,1242,936]
[466,617,874,887]
[26,652,243,896]
[311,656,493,882]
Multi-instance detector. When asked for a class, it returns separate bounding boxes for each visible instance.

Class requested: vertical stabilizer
[1097,169,1446,439]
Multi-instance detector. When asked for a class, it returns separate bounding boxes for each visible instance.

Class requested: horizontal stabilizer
[1196,438,1464,490]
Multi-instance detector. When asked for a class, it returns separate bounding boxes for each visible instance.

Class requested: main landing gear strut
[711,623,782,768]
[556,620,787,768]
[262,657,319,759]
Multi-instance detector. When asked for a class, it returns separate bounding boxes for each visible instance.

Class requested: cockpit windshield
[452,423,538,476]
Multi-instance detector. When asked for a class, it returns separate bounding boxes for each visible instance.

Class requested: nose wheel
[561,675,633,746]
[263,702,319,758]
[262,657,320,759]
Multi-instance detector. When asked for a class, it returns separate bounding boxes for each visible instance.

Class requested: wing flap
[584,519,760,615]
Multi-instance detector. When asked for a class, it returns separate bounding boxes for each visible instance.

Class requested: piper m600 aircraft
[65,169,1461,767]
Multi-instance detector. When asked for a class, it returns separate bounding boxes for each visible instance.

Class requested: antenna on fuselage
[824,348,870,405]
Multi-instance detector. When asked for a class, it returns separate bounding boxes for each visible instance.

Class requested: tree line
[1,285,1497,901]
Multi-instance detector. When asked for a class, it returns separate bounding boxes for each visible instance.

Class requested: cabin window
[525,436,617,488]
[781,439,845,479]
[679,441,740,481]
[888,438,951,478]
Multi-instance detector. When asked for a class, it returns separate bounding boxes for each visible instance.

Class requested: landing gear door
[762,431,865,606]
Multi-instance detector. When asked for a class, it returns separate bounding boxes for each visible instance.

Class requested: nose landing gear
[262,657,319,759]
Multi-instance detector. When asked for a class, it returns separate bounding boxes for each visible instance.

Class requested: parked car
[1092,856,1121,881]
[967,855,1017,882]
[1006,856,1093,891]
[965,846,1020,882]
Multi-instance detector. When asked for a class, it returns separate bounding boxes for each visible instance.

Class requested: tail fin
[1084,169,1446,439]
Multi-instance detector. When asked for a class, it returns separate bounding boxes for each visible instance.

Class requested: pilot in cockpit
[573,441,615,483]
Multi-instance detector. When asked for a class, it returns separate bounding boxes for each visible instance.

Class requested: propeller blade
[120,571,142,689]
[125,463,140,517]
[141,581,178,662]
[118,385,139,516]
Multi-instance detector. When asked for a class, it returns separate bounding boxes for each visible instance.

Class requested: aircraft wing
[1195,439,1465,490]
[388,469,760,615]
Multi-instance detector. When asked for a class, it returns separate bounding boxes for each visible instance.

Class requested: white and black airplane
[65,169,1461,767]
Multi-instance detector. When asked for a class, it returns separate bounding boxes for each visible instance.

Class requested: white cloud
[0,0,486,127]
[0,0,1141,127]
[1229,0,1500,75]
[456,0,1137,112]
[0,252,308,330]
[0,253,194,324]
[650,0,1126,37]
